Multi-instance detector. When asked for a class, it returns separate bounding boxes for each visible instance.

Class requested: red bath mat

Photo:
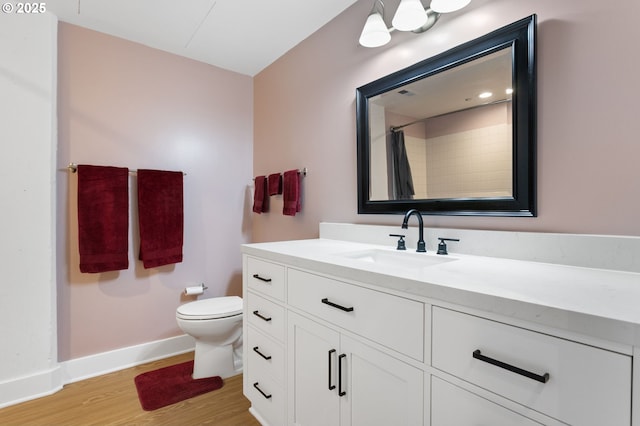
[134,360,223,411]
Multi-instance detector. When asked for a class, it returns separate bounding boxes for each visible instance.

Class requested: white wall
[0,12,60,405]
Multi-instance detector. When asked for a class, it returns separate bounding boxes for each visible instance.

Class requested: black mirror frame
[356,15,536,216]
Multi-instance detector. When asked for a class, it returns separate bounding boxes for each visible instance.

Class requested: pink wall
[56,23,253,360]
[253,0,640,241]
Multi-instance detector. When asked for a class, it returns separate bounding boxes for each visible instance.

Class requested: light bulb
[392,0,428,31]
[359,11,391,47]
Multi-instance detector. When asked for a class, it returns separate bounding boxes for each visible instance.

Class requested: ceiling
[48,0,358,76]
[372,47,513,120]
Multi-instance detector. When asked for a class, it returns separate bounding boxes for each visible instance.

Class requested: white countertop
[242,238,640,351]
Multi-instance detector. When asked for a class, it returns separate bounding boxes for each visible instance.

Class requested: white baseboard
[1,334,195,409]
[0,366,63,409]
[60,334,195,384]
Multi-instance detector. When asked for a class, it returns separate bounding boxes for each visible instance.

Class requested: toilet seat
[176,296,243,320]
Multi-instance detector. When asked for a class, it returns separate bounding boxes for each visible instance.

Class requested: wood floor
[0,352,261,426]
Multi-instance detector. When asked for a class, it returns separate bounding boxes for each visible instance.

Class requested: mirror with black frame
[356,15,536,216]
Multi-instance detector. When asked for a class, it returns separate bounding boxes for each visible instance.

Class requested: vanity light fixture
[359,0,471,48]
[429,0,471,13]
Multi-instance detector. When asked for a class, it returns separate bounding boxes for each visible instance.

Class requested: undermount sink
[336,248,457,270]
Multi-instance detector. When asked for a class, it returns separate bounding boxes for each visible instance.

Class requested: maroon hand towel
[267,173,282,196]
[283,169,302,216]
[77,165,129,273]
[253,176,268,213]
[137,169,184,269]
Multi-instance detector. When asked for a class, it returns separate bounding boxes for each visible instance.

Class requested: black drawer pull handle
[253,346,272,360]
[328,349,336,390]
[338,353,347,396]
[253,382,272,399]
[252,274,272,283]
[472,349,550,383]
[321,298,354,312]
[252,310,272,322]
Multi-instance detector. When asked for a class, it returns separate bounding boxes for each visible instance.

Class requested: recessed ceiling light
[506,88,514,95]
[478,92,493,99]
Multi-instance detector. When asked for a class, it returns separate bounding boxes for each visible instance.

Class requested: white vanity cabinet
[287,269,424,362]
[431,306,632,426]
[243,254,425,426]
[286,269,425,426]
[431,376,544,425]
[243,245,636,426]
[287,311,341,426]
[243,257,287,426]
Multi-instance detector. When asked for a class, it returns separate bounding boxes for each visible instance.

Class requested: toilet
[176,296,243,379]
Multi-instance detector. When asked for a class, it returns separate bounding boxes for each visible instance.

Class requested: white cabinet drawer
[288,268,424,361]
[247,326,285,385]
[432,307,631,426]
[246,257,285,301]
[431,376,543,425]
[247,292,286,342]
[246,363,285,426]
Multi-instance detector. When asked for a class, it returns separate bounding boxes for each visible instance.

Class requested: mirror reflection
[356,15,536,216]
[369,48,513,201]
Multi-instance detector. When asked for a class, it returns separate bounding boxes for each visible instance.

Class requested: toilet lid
[176,296,243,320]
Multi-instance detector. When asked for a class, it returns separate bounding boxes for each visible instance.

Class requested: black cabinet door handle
[328,349,336,390]
[338,353,347,397]
[472,349,550,383]
[252,310,272,322]
[252,274,272,283]
[253,346,272,360]
[253,382,272,399]
[338,354,347,396]
[321,298,354,312]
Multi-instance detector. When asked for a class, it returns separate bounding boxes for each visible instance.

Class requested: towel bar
[65,163,186,176]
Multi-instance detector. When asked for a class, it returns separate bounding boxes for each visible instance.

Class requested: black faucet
[401,209,426,252]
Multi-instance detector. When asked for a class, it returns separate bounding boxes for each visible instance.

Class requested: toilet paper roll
[184,285,205,296]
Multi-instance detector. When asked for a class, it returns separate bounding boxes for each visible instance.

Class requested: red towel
[253,176,268,213]
[137,169,184,269]
[267,173,282,195]
[77,165,129,273]
[283,170,302,216]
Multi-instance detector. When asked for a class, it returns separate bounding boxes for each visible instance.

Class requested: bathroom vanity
[242,223,640,426]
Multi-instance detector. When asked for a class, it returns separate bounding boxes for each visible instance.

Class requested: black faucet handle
[389,234,406,250]
[437,238,460,255]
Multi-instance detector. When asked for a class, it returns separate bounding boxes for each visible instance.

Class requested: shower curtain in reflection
[391,130,415,200]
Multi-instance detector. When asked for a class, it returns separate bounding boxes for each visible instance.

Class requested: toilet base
[192,340,242,380]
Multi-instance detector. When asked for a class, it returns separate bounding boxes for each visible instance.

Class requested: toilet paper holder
[184,283,208,295]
